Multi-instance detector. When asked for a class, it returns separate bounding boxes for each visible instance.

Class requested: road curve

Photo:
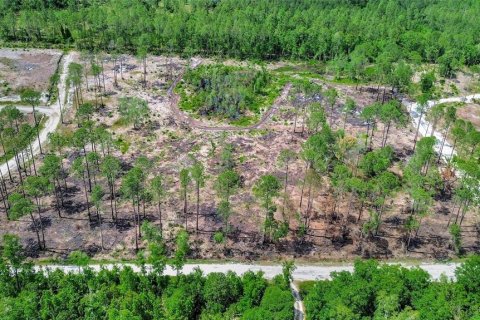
[0,53,74,177]
[404,93,480,161]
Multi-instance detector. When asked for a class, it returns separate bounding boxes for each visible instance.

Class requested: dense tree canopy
[1,0,479,67]
[302,256,480,320]
[0,234,294,320]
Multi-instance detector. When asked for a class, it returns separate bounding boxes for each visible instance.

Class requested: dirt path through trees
[404,94,480,160]
[0,53,74,176]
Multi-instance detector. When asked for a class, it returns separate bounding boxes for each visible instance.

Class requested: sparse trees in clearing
[379,100,407,147]
[179,168,191,230]
[370,172,400,228]
[331,164,352,217]
[215,169,240,202]
[150,175,166,229]
[464,122,480,157]
[20,88,42,154]
[75,102,95,124]
[48,132,69,187]
[220,143,235,171]
[72,157,92,222]
[190,160,206,233]
[449,223,462,256]
[403,139,438,250]
[7,192,42,250]
[345,176,368,221]
[324,88,338,125]
[217,199,233,233]
[91,62,103,106]
[342,98,357,130]
[359,146,394,178]
[118,97,150,129]
[0,107,39,179]
[253,174,281,243]
[277,149,297,215]
[23,175,51,248]
[121,167,145,251]
[307,103,326,134]
[360,102,381,149]
[100,155,121,221]
[215,169,240,232]
[72,128,93,192]
[39,154,64,218]
[67,62,84,108]
[426,103,444,137]
[91,184,105,249]
[451,157,480,227]
[136,34,150,87]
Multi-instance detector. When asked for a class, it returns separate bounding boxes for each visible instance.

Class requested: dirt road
[0,53,74,177]
[404,94,480,160]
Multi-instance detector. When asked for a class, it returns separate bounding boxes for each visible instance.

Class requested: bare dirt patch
[0,48,61,96]
[456,103,480,129]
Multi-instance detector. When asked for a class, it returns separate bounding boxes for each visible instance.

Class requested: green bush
[180,64,276,121]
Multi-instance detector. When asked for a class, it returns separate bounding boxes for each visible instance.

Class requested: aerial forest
[0,0,479,71]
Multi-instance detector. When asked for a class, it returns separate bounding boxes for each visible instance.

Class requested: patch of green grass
[0,57,16,69]
[230,115,257,127]
[114,137,130,154]
[111,117,129,129]
[178,64,283,126]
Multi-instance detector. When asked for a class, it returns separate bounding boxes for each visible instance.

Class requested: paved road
[0,53,74,177]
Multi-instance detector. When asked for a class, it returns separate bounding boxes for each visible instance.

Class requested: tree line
[0,233,294,320]
[0,0,479,74]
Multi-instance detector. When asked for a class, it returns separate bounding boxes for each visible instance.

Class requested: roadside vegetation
[301,256,480,320]
[0,233,294,320]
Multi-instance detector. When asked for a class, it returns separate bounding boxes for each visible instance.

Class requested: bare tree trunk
[413,112,424,151]
[133,202,138,251]
[29,212,42,250]
[32,105,43,154]
[29,141,37,176]
[299,163,308,209]
[158,201,162,230]
[282,162,289,215]
[81,175,91,222]
[196,183,200,233]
